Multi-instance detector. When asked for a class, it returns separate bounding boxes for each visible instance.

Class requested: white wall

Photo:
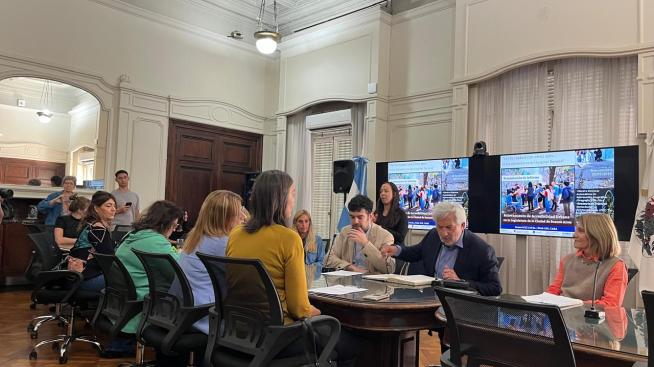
[0,0,273,117]
[387,1,456,161]
[0,0,277,207]
[69,101,100,152]
[0,105,70,155]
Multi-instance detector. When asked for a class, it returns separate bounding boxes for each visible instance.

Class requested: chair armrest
[303,315,341,366]
[159,303,214,356]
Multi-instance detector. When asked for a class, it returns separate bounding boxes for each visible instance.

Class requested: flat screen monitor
[498,146,638,239]
[376,157,469,230]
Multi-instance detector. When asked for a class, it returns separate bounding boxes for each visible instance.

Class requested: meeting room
[0,0,653,366]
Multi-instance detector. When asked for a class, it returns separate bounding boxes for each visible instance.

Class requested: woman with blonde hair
[546,213,628,307]
[292,210,325,285]
[178,190,243,334]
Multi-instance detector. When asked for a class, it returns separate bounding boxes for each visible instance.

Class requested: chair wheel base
[29,350,37,360]
[30,331,38,339]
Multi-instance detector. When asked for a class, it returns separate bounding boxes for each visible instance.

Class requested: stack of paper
[522,292,584,309]
[363,274,435,286]
[309,285,368,295]
[322,270,363,277]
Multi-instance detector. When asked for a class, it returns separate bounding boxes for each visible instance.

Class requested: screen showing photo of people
[388,158,469,229]
[499,148,614,237]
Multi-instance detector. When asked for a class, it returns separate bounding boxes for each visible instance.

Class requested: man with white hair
[381,202,501,296]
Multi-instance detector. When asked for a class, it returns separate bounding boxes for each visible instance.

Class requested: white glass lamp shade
[254,31,280,54]
[37,110,53,123]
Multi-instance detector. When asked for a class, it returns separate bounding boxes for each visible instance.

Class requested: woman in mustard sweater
[227,170,357,366]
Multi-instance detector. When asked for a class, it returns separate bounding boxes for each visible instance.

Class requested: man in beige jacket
[326,195,395,274]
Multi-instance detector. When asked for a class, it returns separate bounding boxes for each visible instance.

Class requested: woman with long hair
[291,210,324,286]
[179,190,243,334]
[54,195,90,250]
[374,181,408,245]
[68,191,117,292]
[546,213,628,307]
[227,170,358,366]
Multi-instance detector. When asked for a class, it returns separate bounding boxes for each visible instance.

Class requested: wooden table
[309,274,441,367]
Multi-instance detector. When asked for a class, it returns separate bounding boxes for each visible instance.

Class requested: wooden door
[165,119,262,225]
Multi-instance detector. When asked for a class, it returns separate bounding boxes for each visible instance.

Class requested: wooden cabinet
[0,158,65,186]
[0,222,33,279]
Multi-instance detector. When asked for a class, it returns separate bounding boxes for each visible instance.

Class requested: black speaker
[333,160,355,194]
[243,172,260,209]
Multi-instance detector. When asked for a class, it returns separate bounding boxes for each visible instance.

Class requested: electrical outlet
[17,99,26,107]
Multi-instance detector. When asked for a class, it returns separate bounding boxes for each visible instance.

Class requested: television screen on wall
[376,157,469,230]
[497,146,638,239]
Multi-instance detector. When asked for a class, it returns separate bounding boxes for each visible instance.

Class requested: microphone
[584,257,605,321]
[322,233,338,272]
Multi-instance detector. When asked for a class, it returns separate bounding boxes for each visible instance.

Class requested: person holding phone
[111,170,140,228]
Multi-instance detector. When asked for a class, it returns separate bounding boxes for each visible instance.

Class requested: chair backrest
[28,232,63,272]
[196,254,284,354]
[92,252,141,338]
[641,290,654,367]
[26,224,49,234]
[322,238,331,254]
[112,230,130,244]
[435,286,576,367]
[131,249,195,329]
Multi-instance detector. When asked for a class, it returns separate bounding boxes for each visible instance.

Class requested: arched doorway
[0,77,106,188]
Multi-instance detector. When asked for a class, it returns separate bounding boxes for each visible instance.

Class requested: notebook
[521,292,584,309]
[363,274,435,286]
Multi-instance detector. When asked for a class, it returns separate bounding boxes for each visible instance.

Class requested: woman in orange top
[546,213,628,307]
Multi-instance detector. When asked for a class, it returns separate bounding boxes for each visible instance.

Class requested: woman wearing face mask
[374,181,408,245]
[68,191,117,293]
[292,210,324,286]
[546,213,628,307]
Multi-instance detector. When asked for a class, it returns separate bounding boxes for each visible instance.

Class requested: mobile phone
[125,202,132,207]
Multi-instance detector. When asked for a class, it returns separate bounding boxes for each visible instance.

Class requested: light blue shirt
[434,233,464,279]
[178,235,228,334]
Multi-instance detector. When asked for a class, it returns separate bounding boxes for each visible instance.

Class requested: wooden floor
[0,287,441,366]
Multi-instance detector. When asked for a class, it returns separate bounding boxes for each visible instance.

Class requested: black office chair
[112,230,131,244]
[633,290,654,367]
[434,286,576,367]
[92,253,148,366]
[131,249,210,366]
[29,273,103,363]
[497,256,505,270]
[196,253,341,367]
[26,232,70,337]
[322,238,331,254]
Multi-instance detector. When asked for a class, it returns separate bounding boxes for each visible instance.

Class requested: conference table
[434,294,649,367]
[310,274,648,367]
[308,273,440,367]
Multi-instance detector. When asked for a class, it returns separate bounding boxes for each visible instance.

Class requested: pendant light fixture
[254,0,280,55]
[36,79,54,124]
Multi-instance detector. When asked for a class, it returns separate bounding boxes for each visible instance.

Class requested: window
[311,127,352,240]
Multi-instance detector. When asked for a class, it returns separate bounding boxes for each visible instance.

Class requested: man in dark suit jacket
[381,202,501,296]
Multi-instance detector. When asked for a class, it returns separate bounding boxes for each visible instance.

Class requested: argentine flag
[337,156,369,231]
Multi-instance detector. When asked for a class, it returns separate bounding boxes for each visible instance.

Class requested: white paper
[309,285,368,295]
[522,292,584,309]
[363,274,435,286]
[321,270,363,277]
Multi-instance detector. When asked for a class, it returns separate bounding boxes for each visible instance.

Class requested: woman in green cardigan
[109,200,183,358]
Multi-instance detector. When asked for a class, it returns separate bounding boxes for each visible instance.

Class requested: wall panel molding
[0,143,68,163]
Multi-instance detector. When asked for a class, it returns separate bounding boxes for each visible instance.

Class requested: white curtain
[472,56,638,296]
[351,103,367,157]
[285,109,312,214]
